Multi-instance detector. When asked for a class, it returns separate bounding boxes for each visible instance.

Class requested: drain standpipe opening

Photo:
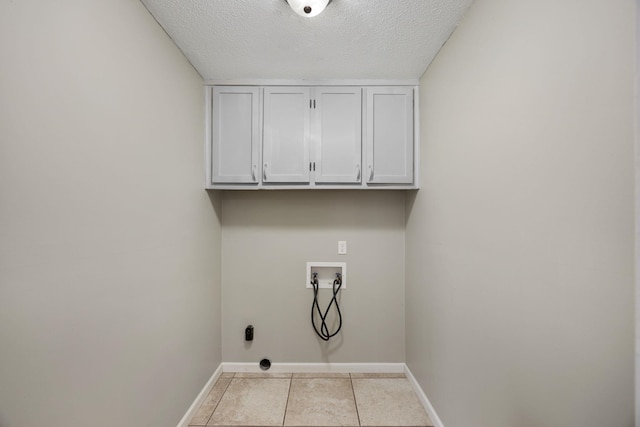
[259,358,271,371]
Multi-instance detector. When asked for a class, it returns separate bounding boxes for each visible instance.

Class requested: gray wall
[636,2,640,423]
[406,0,635,426]
[222,191,405,363]
[0,1,222,426]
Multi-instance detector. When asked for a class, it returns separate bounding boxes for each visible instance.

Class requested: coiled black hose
[311,273,343,341]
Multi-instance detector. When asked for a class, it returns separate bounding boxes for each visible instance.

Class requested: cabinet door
[211,86,260,184]
[313,87,362,184]
[263,87,310,183]
[365,87,414,184]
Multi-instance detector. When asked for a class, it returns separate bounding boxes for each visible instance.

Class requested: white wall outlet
[338,240,347,255]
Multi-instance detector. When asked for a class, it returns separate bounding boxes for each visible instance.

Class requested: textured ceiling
[140,0,473,81]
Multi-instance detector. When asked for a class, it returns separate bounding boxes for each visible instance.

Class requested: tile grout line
[203,373,235,427]
[281,375,293,426]
[349,373,362,427]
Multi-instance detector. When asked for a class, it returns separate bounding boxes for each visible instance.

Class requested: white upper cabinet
[210,86,260,184]
[262,87,311,183]
[263,87,362,185]
[365,87,414,184]
[313,87,362,184]
[206,83,417,190]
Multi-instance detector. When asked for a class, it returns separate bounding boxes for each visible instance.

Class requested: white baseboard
[176,364,223,427]
[404,366,445,427]
[222,362,406,373]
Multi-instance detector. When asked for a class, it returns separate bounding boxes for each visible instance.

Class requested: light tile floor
[189,372,433,427]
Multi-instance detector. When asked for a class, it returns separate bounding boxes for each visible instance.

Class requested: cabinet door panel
[211,87,260,184]
[314,88,362,183]
[366,87,414,184]
[263,87,310,183]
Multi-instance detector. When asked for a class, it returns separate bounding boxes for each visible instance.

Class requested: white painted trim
[205,79,420,87]
[404,366,445,427]
[206,184,419,191]
[175,364,223,427]
[222,362,406,374]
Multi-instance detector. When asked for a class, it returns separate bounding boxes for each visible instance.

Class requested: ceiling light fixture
[286,0,331,17]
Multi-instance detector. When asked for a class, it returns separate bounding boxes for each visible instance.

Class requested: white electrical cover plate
[306,262,347,289]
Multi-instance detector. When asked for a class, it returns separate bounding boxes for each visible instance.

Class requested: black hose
[311,273,343,341]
